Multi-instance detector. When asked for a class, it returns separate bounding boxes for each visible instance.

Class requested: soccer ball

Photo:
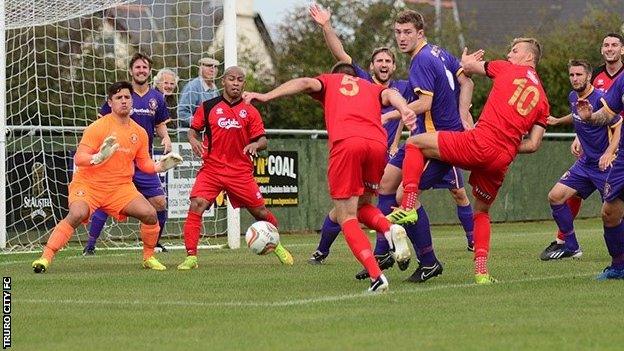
[245,221,280,255]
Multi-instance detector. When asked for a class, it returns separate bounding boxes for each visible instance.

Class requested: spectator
[177,57,220,128]
[154,68,179,128]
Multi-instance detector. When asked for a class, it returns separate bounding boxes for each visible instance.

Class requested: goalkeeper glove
[90,136,119,165]
[156,152,183,172]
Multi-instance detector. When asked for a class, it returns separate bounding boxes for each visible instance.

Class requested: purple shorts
[388,144,465,190]
[604,155,624,203]
[559,160,608,200]
[133,169,166,199]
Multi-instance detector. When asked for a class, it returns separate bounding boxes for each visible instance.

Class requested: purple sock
[604,222,624,269]
[157,210,167,241]
[551,203,579,251]
[374,194,397,255]
[405,206,437,266]
[86,209,108,249]
[316,215,341,255]
[456,204,474,245]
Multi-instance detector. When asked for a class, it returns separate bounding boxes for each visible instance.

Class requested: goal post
[1,0,241,252]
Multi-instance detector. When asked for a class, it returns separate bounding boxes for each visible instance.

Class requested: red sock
[140,223,159,260]
[401,144,424,209]
[473,211,491,263]
[43,220,75,262]
[342,218,382,279]
[183,211,202,256]
[357,204,391,233]
[556,197,582,241]
[262,210,279,228]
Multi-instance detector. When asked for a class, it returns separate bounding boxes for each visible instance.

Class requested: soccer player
[577,73,624,279]
[31,81,183,273]
[380,9,477,283]
[307,6,476,275]
[541,33,624,257]
[244,62,415,292]
[390,37,550,284]
[542,59,621,261]
[176,66,294,270]
[83,53,171,255]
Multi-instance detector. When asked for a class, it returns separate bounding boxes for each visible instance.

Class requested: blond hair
[511,37,542,66]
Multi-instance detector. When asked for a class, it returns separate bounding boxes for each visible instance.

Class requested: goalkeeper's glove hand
[90,136,119,165]
[155,152,183,172]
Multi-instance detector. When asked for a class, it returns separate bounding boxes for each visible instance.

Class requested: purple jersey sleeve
[353,62,373,82]
[100,101,111,115]
[154,92,169,125]
[602,74,624,115]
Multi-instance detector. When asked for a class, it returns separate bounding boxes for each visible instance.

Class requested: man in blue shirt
[177,57,220,128]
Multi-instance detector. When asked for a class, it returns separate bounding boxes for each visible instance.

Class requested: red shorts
[438,130,514,204]
[190,165,265,209]
[68,181,142,223]
[328,137,387,199]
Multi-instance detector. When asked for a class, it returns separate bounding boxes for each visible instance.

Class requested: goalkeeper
[32,81,183,273]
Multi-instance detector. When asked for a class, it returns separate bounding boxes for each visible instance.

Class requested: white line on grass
[20,272,596,308]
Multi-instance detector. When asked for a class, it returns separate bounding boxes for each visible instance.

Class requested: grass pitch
[4,218,624,350]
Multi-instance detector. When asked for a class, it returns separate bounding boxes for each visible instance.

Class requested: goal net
[2,0,240,252]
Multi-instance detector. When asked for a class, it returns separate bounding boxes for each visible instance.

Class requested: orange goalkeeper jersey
[72,114,151,191]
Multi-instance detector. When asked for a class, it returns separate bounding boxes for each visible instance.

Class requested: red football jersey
[592,64,624,93]
[312,73,387,148]
[191,96,265,173]
[476,60,550,157]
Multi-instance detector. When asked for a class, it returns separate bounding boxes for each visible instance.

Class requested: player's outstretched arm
[547,113,573,126]
[75,136,119,166]
[577,101,616,125]
[518,124,546,154]
[309,4,351,63]
[382,89,416,131]
[461,48,486,77]
[457,73,475,129]
[243,78,322,104]
[381,94,432,123]
[155,152,183,173]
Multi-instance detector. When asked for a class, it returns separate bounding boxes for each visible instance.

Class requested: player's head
[107,81,133,116]
[507,37,541,67]
[199,57,219,83]
[222,66,245,100]
[369,47,396,84]
[568,59,592,93]
[153,68,178,96]
[331,62,356,76]
[128,52,153,86]
[601,33,623,64]
[394,10,426,55]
